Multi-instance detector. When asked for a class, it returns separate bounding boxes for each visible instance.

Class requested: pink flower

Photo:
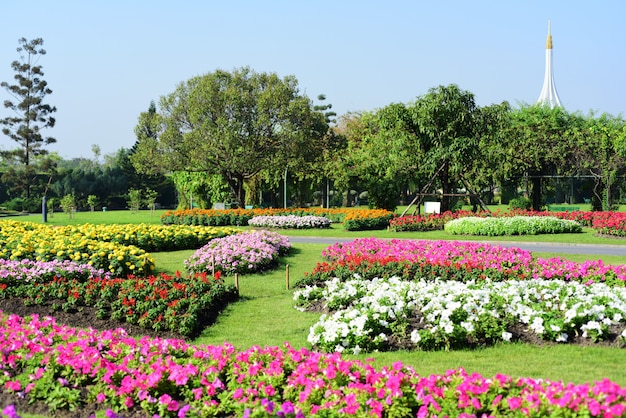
[4,380,21,391]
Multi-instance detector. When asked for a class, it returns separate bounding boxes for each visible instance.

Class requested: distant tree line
[2,39,625,213]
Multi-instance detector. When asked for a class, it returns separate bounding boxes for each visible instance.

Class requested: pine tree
[1,37,57,198]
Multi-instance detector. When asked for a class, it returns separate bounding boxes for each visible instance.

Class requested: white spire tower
[537,20,562,108]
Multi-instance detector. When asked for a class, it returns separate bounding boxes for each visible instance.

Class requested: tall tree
[503,104,574,210]
[1,38,57,198]
[131,67,327,207]
[574,112,626,210]
[410,84,483,212]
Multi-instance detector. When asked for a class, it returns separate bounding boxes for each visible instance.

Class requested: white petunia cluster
[297,275,626,353]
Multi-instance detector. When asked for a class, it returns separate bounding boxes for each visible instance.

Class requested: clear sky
[1,0,624,160]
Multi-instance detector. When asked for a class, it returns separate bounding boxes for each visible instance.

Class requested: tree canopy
[131,67,327,207]
[1,37,57,199]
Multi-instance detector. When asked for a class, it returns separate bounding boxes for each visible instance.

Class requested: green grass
[149,243,626,386]
[6,210,626,388]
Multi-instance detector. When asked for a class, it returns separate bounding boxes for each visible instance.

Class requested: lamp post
[284,167,288,208]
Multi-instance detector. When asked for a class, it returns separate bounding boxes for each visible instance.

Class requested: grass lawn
[5,209,626,387]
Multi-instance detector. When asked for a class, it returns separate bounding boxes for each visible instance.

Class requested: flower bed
[248,215,331,229]
[1,311,625,417]
[161,207,351,226]
[1,270,237,338]
[0,259,110,288]
[390,209,626,236]
[185,230,291,275]
[342,209,395,231]
[296,276,626,353]
[297,238,626,288]
[161,207,395,231]
[0,220,238,276]
[389,210,479,231]
[592,212,626,237]
[444,216,582,236]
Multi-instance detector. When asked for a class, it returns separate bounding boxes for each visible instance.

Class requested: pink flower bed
[1,311,625,417]
[320,238,626,285]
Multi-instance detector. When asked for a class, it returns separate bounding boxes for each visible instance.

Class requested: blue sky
[1,0,624,160]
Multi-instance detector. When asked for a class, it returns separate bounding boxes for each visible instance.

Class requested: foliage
[572,112,626,210]
[0,38,57,199]
[60,193,75,218]
[444,216,583,236]
[185,230,291,275]
[1,312,625,417]
[127,188,142,212]
[131,66,328,208]
[509,196,532,210]
[86,194,98,211]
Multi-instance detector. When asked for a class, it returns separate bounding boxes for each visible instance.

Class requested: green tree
[503,104,574,210]
[127,188,141,212]
[60,193,75,219]
[0,38,57,199]
[574,112,626,210]
[130,67,327,208]
[87,194,98,211]
[144,188,159,215]
[409,84,485,212]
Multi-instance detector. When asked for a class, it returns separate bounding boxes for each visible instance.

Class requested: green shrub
[509,197,531,210]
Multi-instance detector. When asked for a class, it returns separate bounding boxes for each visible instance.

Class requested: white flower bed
[295,276,626,353]
[444,216,582,236]
[248,215,332,229]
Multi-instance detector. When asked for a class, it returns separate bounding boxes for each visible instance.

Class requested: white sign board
[424,201,441,214]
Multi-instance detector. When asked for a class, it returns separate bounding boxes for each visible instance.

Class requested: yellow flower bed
[0,220,239,277]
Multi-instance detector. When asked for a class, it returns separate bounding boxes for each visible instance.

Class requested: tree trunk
[225,174,246,208]
[531,177,542,211]
[439,161,452,212]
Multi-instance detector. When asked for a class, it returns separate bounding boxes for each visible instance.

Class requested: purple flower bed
[184,230,291,275]
[0,259,110,286]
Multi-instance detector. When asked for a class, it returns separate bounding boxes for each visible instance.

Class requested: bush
[509,197,532,210]
[1,197,41,213]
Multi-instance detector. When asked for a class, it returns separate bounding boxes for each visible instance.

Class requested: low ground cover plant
[1,311,625,417]
[444,215,582,236]
[296,276,626,353]
[248,215,331,229]
[297,238,626,287]
[185,230,291,275]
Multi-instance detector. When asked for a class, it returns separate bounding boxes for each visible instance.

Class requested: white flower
[410,329,421,343]
[556,333,568,343]
[502,331,513,342]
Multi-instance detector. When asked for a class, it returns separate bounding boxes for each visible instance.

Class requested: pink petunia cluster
[1,311,625,417]
[321,238,626,284]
